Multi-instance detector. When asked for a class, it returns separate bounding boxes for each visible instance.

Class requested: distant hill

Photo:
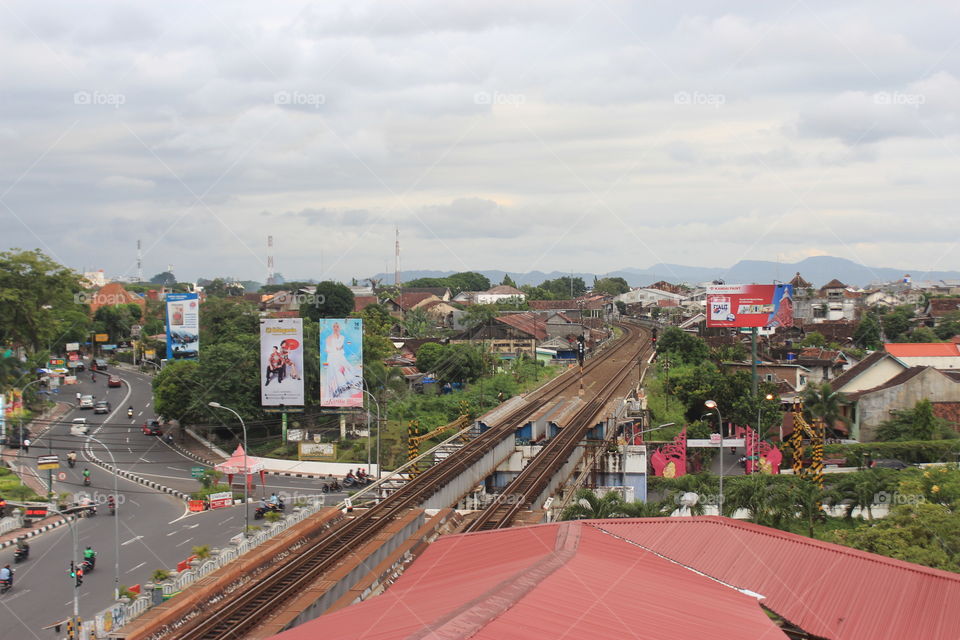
[364,256,960,289]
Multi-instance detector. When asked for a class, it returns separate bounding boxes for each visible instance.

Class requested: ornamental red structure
[650,427,687,478]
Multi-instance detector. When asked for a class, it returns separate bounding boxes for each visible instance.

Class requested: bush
[152,569,170,582]
[189,483,240,501]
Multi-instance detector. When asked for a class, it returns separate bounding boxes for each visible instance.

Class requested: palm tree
[621,500,671,518]
[802,382,851,438]
[722,474,784,523]
[560,489,633,520]
[783,478,827,538]
[833,469,893,520]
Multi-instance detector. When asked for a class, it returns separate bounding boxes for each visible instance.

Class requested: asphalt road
[0,367,343,636]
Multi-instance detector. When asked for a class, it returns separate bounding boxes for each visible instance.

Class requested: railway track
[171,323,646,640]
[464,326,649,532]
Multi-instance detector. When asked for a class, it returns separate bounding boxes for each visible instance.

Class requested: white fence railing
[0,515,24,536]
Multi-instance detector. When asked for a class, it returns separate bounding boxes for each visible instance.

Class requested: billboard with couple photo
[260,318,304,407]
[319,318,363,407]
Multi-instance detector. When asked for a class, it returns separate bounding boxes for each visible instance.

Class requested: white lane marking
[128,499,140,507]
[145,402,151,408]
[176,537,193,547]
[127,448,133,453]
[138,457,151,463]
[137,411,143,417]
[166,531,178,537]
[128,561,146,573]
[168,504,193,524]
[166,466,186,472]
[184,523,199,529]
[122,535,144,546]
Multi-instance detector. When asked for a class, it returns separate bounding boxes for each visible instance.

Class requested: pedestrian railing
[0,515,23,536]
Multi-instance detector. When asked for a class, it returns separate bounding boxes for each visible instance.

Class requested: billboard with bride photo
[319,318,363,407]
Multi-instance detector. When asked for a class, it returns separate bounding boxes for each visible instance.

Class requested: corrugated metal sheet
[595,517,960,640]
[270,522,784,640]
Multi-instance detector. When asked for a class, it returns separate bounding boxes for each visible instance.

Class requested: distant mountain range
[366,256,960,289]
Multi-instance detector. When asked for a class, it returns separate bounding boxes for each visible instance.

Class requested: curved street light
[85,433,121,601]
[208,402,250,537]
[704,399,724,514]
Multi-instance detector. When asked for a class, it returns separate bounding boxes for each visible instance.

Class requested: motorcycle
[343,475,356,488]
[321,479,342,493]
[83,476,91,487]
[67,458,76,469]
[0,570,13,594]
[13,547,28,564]
[127,408,134,418]
[253,502,285,520]
[108,502,116,516]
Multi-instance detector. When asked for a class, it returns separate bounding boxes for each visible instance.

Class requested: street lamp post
[705,400,724,515]
[208,402,249,536]
[361,388,381,479]
[17,378,45,488]
[754,393,775,474]
[85,434,121,601]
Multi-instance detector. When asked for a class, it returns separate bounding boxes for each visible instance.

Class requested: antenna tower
[267,235,275,285]
[395,226,401,287]
[136,239,143,282]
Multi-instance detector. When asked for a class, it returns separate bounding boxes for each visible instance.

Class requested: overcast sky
[2,1,960,284]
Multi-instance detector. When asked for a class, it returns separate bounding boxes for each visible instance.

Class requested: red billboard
[706,284,794,328]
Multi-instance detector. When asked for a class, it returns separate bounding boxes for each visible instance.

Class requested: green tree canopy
[202,278,245,297]
[199,297,259,347]
[853,312,882,349]
[149,271,177,286]
[462,304,499,329]
[447,272,491,295]
[538,276,586,299]
[302,281,355,320]
[881,305,915,341]
[935,311,960,340]
[801,382,851,437]
[876,399,957,441]
[500,274,518,288]
[593,277,630,296]
[656,327,710,364]
[401,307,433,338]
[415,343,485,385]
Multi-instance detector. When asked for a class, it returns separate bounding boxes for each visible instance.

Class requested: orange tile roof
[884,343,960,357]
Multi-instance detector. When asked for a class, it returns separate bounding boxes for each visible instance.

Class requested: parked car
[91,359,108,371]
[871,459,911,470]
[79,395,94,409]
[94,400,111,414]
[107,376,121,388]
[70,418,90,436]
[142,419,162,436]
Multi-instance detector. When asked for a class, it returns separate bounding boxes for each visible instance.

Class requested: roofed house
[383,286,452,301]
[830,350,908,395]
[884,342,960,369]
[383,292,441,316]
[450,314,542,359]
[794,347,850,385]
[544,311,582,339]
[845,366,960,440]
[923,297,960,324]
[722,361,811,398]
[87,282,147,315]
[528,299,579,312]
[352,295,379,313]
[475,285,526,305]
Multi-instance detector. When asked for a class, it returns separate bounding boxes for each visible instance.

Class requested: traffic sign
[37,455,60,470]
[58,472,67,481]
[190,466,205,478]
[95,333,109,342]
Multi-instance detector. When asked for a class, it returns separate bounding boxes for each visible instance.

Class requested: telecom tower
[136,239,143,282]
[394,226,401,287]
[267,235,275,285]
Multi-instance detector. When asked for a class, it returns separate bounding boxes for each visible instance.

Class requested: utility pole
[751,326,758,397]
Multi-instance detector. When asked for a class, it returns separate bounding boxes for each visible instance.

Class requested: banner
[260,318,304,406]
[706,284,794,328]
[319,318,363,407]
[165,293,199,360]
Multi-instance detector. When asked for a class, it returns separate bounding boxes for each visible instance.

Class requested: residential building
[475,285,526,305]
[883,343,960,369]
[791,347,850,385]
[87,282,146,315]
[792,274,860,324]
[544,311,583,339]
[830,351,909,394]
[383,293,442,316]
[722,361,811,397]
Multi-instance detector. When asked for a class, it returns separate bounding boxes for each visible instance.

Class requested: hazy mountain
[364,256,960,290]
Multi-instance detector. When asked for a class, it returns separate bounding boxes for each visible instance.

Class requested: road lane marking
[128,499,140,507]
[145,402,151,408]
[128,562,146,573]
[166,466,186,472]
[166,531,178,536]
[138,457,151,463]
[176,537,193,547]
[122,535,144,546]
[184,523,199,529]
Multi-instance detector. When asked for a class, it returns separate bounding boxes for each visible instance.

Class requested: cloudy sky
[2,1,960,283]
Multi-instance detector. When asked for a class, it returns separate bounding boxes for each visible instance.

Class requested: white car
[79,395,94,409]
[70,418,89,436]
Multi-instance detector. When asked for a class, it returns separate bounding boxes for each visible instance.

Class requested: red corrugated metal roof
[495,312,547,340]
[596,517,960,640]
[884,342,960,357]
[270,521,784,640]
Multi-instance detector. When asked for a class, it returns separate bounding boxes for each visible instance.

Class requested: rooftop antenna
[136,239,143,282]
[267,235,275,285]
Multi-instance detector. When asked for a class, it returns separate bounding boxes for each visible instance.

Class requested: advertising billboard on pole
[706,284,794,329]
[319,318,363,407]
[165,292,200,360]
[260,318,304,407]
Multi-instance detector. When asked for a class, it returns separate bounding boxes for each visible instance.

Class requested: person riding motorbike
[127,406,134,418]
[91,373,96,382]
[82,468,91,486]
[83,546,96,569]
[107,495,116,515]
[0,564,12,591]
[67,451,77,468]
[13,539,29,563]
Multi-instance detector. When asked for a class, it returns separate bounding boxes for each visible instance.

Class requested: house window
[799,375,807,387]
[765,374,774,382]
[813,307,826,318]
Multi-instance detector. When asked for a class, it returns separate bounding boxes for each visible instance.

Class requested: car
[68,361,85,372]
[91,359,108,371]
[107,376,121,388]
[79,395,94,409]
[94,400,111,414]
[70,418,90,436]
[871,458,911,470]
[142,419,162,436]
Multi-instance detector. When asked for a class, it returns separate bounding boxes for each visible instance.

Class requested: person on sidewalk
[22,438,30,453]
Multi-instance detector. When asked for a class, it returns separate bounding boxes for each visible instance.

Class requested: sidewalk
[1,401,73,496]
[0,513,73,549]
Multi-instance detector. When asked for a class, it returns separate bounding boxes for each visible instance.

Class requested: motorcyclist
[267,493,279,507]
[67,451,77,467]
[14,539,29,561]
[107,495,116,514]
[0,496,6,517]
[83,546,96,569]
[127,406,134,418]
[0,564,12,586]
[82,468,91,485]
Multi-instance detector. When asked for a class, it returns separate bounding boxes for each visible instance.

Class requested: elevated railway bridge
[121,321,652,640]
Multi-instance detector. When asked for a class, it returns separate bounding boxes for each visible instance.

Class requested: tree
[876,399,957,441]
[800,331,829,348]
[801,382,850,438]
[935,311,960,340]
[656,327,710,364]
[833,469,896,520]
[853,312,882,349]
[149,271,177,286]
[722,474,788,525]
[0,249,85,353]
[615,300,627,315]
[415,343,446,377]
[880,305,915,341]
[401,308,432,338]
[93,304,142,342]
[302,282,354,320]
[593,277,630,296]
[199,298,259,347]
[153,360,202,422]
[906,326,939,343]
[560,489,636,520]
[422,343,485,385]
[462,304,499,329]
[357,303,393,337]
[203,278,244,297]
[539,276,586,299]
[501,274,517,288]
[446,272,491,295]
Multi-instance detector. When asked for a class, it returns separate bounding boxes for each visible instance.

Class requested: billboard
[319,318,363,407]
[260,318,305,407]
[165,293,200,360]
[706,284,794,329]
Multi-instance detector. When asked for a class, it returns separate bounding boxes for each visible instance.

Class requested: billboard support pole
[751,327,758,397]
